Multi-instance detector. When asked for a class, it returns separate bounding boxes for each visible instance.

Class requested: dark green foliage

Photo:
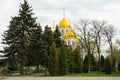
[83,55,89,73]
[54,26,63,47]
[1,0,38,75]
[0,59,6,67]
[42,26,53,46]
[7,55,19,71]
[58,45,68,75]
[48,42,58,76]
[101,55,105,72]
[91,54,97,71]
[83,54,97,73]
[104,56,112,74]
[2,16,26,75]
[118,62,120,71]
[66,47,76,73]
[42,26,53,68]
[73,48,83,73]
[26,24,48,71]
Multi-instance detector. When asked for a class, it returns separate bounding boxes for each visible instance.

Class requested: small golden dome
[64,29,79,40]
[59,17,70,28]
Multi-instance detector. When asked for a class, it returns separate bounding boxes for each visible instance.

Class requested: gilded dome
[59,17,70,28]
[64,29,80,40]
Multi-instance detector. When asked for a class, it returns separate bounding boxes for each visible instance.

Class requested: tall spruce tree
[58,45,68,75]
[42,26,53,46]
[19,0,38,74]
[66,47,76,73]
[27,24,45,71]
[73,48,83,73]
[54,26,63,47]
[1,0,38,75]
[48,42,58,76]
[2,16,27,74]
[42,26,53,68]
[1,17,20,71]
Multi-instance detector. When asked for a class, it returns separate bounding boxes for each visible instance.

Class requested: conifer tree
[42,26,53,67]
[101,55,105,72]
[66,47,76,73]
[2,17,26,74]
[104,56,112,74]
[54,26,63,47]
[58,45,68,75]
[73,48,83,73]
[48,42,58,76]
[27,24,47,71]
[42,26,53,46]
[83,55,89,73]
[1,0,38,75]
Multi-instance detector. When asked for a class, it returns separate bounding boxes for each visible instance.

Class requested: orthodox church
[56,8,80,48]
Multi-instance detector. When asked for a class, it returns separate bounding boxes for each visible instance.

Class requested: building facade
[58,14,79,48]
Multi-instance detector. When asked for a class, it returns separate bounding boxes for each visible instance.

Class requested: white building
[58,11,80,48]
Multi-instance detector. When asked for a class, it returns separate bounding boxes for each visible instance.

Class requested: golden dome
[64,29,80,40]
[59,17,70,28]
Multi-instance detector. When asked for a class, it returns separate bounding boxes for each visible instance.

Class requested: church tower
[58,8,79,48]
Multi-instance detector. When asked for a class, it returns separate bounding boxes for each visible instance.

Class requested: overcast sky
[0,0,120,51]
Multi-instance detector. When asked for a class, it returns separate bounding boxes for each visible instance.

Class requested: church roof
[64,29,80,40]
[59,17,70,28]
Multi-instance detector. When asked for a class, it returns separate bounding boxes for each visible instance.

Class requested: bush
[118,62,120,71]
[104,56,112,74]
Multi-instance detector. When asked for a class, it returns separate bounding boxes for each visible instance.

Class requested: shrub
[104,56,112,74]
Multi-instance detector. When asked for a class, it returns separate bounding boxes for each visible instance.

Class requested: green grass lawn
[1,71,120,76]
[65,72,120,76]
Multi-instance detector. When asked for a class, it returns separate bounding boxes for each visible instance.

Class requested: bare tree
[91,20,107,72]
[103,25,116,71]
[75,19,96,73]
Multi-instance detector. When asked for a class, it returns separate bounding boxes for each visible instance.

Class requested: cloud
[74,1,120,33]
[0,0,120,51]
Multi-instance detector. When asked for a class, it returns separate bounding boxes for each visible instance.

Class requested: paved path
[0,77,120,80]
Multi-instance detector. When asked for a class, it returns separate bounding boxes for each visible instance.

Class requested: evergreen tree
[90,54,97,71]
[83,54,97,72]
[42,26,53,67]
[2,17,26,74]
[19,0,38,74]
[66,47,76,73]
[54,26,63,47]
[101,55,105,72]
[104,56,112,74]
[48,42,58,76]
[1,0,38,75]
[73,48,83,73]
[42,26,53,46]
[83,55,89,73]
[118,62,120,71]
[26,24,47,71]
[58,45,68,75]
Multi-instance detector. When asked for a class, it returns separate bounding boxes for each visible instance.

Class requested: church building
[57,8,80,48]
